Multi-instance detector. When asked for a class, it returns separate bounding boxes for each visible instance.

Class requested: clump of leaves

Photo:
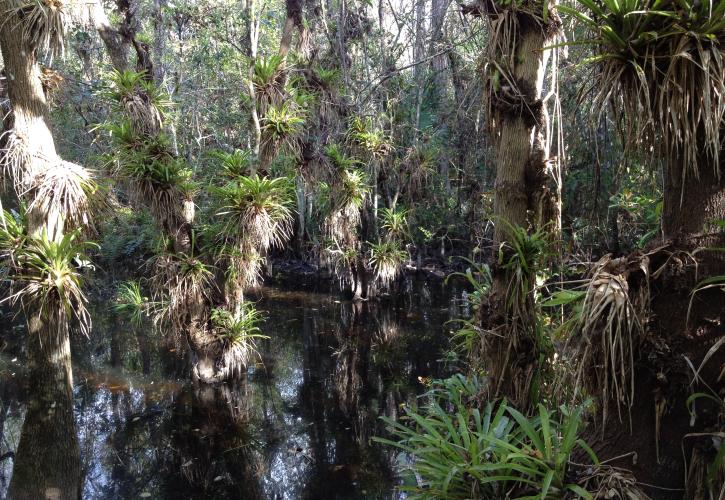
[211,303,269,375]
[380,207,409,241]
[9,0,66,59]
[103,70,172,135]
[2,230,95,337]
[369,240,407,288]
[210,149,252,179]
[348,116,391,159]
[375,375,600,499]
[113,280,148,328]
[561,0,725,180]
[215,175,294,252]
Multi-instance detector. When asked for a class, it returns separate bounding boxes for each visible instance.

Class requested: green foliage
[98,208,156,263]
[348,116,391,158]
[560,0,725,176]
[252,55,284,90]
[369,240,408,287]
[497,221,551,327]
[325,144,358,170]
[0,209,27,258]
[380,207,409,241]
[211,303,269,346]
[262,103,305,140]
[3,231,96,336]
[375,375,597,499]
[335,168,369,214]
[215,175,294,251]
[113,280,148,328]
[210,149,252,179]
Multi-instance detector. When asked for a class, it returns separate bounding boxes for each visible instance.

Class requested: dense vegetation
[0,0,723,498]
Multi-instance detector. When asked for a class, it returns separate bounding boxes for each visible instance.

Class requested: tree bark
[7,335,81,500]
[471,5,560,410]
[662,149,725,258]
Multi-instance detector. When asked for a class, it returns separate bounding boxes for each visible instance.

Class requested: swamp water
[0,280,468,499]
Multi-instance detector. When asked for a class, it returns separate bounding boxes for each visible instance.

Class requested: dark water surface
[0,281,468,499]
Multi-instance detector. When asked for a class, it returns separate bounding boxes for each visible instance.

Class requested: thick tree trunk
[473,6,559,410]
[0,0,75,387]
[7,335,81,500]
[662,150,725,257]
[0,8,81,494]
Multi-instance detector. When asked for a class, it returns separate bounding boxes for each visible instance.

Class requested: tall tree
[463,0,561,409]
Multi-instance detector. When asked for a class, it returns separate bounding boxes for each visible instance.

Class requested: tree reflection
[7,336,81,500]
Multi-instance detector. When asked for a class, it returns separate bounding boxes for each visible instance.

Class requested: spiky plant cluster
[252,55,286,114]
[324,245,359,287]
[103,70,172,136]
[401,144,435,197]
[380,207,409,241]
[497,222,550,336]
[215,175,294,253]
[6,0,66,58]
[369,241,407,288]
[329,168,369,229]
[113,280,148,329]
[210,149,251,179]
[102,122,190,226]
[28,159,103,232]
[151,251,214,334]
[210,304,269,379]
[0,228,94,338]
[562,0,725,178]
[347,116,391,160]
[260,102,306,163]
[563,253,650,427]
[1,131,103,236]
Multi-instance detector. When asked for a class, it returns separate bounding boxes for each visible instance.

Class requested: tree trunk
[7,335,81,500]
[0,0,76,390]
[662,149,725,259]
[470,5,559,410]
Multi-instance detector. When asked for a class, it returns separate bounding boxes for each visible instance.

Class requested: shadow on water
[0,278,468,499]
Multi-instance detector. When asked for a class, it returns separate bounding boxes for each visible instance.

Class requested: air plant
[261,102,305,156]
[6,0,66,59]
[315,66,341,91]
[210,149,251,179]
[113,280,148,329]
[369,241,407,288]
[332,168,368,223]
[1,132,33,193]
[380,207,409,241]
[211,303,269,372]
[28,159,103,233]
[103,70,172,135]
[560,0,725,179]
[324,144,358,170]
[252,54,285,112]
[563,253,650,427]
[0,208,27,261]
[497,221,550,332]
[348,116,391,159]
[2,230,95,337]
[151,251,214,332]
[214,175,294,253]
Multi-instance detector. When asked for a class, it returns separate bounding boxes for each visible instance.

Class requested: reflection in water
[7,335,82,500]
[0,281,466,498]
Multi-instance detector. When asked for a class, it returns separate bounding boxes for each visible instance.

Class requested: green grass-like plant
[375,375,597,499]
